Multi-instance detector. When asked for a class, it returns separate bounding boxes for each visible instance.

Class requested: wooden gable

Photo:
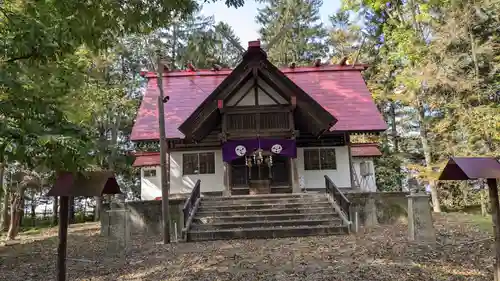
[178,42,337,142]
[226,76,289,107]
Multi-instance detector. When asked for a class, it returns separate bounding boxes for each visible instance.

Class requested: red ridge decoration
[248,40,261,48]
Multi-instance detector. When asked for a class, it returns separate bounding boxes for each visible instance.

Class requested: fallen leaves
[0,213,495,280]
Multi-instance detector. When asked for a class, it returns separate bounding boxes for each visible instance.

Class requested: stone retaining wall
[100,192,414,239]
[100,198,185,239]
[346,192,410,227]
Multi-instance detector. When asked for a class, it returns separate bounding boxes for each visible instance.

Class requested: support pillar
[407,193,435,243]
[291,158,300,193]
[364,194,378,227]
[223,162,231,196]
[346,133,357,189]
[487,178,500,281]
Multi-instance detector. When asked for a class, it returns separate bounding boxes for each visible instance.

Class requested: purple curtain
[222,138,296,162]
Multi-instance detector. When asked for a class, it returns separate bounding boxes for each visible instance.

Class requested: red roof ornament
[212,63,222,71]
[248,40,261,48]
[217,100,224,109]
[187,62,197,72]
[339,57,348,66]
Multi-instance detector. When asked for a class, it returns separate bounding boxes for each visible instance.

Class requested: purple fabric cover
[222,138,296,162]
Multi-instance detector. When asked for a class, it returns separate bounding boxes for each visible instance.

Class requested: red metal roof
[133,152,161,167]
[131,65,386,141]
[351,143,382,157]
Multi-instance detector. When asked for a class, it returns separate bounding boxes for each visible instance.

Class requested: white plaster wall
[170,150,224,194]
[352,157,378,192]
[295,146,352,189]
[140,166,162,200]
[140,150,224,200]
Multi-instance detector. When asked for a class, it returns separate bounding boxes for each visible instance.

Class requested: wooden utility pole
[156,52,171,244]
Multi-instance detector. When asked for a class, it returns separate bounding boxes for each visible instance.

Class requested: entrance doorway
[230,155,292,195]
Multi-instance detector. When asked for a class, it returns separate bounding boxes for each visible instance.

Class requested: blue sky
[201,0,342,45]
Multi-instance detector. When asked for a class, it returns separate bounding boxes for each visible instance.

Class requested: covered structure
[131,40,386,198]
[439,157,500,281]
[47,171,122,281]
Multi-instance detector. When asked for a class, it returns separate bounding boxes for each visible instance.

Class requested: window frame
[143,168,157,178]
[303,148,337,171]
[182,152,216,175]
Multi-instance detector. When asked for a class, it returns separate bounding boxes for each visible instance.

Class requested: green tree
[327,10,363,63]
[257,0,328,66]
[182,21,244,68]
[343,0,499,211]
[0,0,247,235]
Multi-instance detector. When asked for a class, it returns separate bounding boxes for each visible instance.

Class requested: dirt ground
[0,213,495,281]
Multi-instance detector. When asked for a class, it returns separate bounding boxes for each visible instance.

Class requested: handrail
[182,179,201,229]
[324,175,351,223]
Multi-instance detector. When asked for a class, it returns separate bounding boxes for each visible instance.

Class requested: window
[183,152,215,175]
[304,148,337,170]
[143,169,157,177]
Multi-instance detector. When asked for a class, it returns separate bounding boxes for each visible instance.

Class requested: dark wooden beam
[178,67,253,135]
[227,131,294,140]
[294,108,324,136]
[257,84,283,105]
[259,65,336,129]
[232,83,254,107]
[189,106,218,139]
[57,196,69,281]
[223,72,253,106]
[487,178,500,281]
[253,68,259,106]
[225,104,290,113]
[257,69,293,101]
[218,67,254,100]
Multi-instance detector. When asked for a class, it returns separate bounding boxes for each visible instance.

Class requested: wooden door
[230,156,292,194]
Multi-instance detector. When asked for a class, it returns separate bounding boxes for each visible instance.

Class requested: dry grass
[0,213,495,281]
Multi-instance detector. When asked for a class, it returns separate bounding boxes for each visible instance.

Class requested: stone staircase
[185,193,349,242]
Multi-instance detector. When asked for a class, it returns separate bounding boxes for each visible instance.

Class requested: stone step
[202,193,322,201]
[188,225,349,241]
[201,197,328,207]
[198,202,332,212]
[190,218,342,231]
[196,207,334,217]
[194,212,339,223]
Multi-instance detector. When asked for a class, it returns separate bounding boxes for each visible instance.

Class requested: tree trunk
[69,196,75,224]
[30,198,36,227]
[107,107,121,204]
[418,104,441,212]
[7,191,24,240]
[481,189,488,217]
[19,197,24,227]
[389,102,399,153]
[52,197,59,225]
[388,101,403,190]
[0,163,8,232]
[94,196,102,221]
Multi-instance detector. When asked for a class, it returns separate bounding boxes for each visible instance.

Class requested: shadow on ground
[0,213,494,281]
